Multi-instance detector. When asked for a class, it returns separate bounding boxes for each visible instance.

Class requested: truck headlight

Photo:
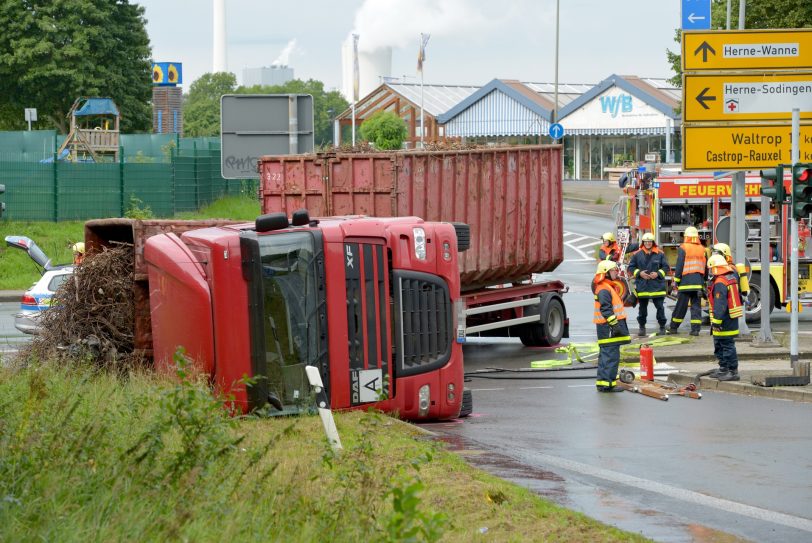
[413,227,426,260]
[418,384,430,416]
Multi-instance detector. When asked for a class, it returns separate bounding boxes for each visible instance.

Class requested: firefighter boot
[689,326,701,336]
[716,370,740,382]
[637,326,647,337]
[658,325,667,336]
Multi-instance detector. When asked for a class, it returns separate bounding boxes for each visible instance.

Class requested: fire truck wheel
[458,388,473,418]
[451,222,470,252]
[744,273,775,323]
[519,295,566,347]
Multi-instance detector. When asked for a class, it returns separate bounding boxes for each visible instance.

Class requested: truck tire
[518,295,566,347]
[458,388,473,418]
[451,222,470,252]
[745,272,775,323]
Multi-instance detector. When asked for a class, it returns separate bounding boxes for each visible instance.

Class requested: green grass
[0,195,261,290]
[0,359,650,542]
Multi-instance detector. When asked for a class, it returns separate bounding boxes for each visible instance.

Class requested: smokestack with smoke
[272,39,297,67]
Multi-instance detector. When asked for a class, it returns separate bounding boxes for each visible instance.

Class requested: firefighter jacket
[598,242,621,262]
[592,279,631,345]
[628,245,669,298]
[674,241,706,291]
[709,272,744,337]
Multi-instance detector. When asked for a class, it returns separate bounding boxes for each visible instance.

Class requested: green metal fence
[0,131,259,221]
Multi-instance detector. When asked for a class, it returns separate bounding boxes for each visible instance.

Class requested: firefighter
[667,226,706,336]
[711,242,750,300]
[707,254,743,381]
[598,232,621,262]
[592,260,631,392]
[72,242,85,265]
[628,233,670,336]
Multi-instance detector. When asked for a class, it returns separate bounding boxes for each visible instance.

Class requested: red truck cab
[144,211,464,420]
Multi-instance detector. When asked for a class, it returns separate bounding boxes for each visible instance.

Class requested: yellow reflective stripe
[690,319,702,324]
[659,270,666,277]
[633,269,640,277]
[596,380,612,387]
[606,316,618,324]
[637,291,666,297]
[674,278,681,283]
[598,335,631,344]
[730,308,744,318]
[678,284,703,290]
[672,317,683,323]
[713,330,739,336]
[710,317,723,324]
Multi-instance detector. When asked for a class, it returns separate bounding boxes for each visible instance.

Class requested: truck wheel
[458,388,473,418]
[745,272,775,323]
[451,222,470,252]
[519,295,566,347]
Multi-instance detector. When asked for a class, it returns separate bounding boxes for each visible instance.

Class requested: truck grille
[393,271,453,377]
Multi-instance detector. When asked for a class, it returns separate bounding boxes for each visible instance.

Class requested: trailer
[258,145,569,347]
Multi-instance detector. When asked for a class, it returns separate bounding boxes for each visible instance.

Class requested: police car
[5,236,74,335]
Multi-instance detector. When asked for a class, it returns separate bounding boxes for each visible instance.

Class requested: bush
[359,111,408,150]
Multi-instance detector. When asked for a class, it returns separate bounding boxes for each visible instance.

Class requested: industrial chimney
[213,0,226,72]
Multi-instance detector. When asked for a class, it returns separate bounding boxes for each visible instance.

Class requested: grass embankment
[0,360,648,542]
[0,195,261,290]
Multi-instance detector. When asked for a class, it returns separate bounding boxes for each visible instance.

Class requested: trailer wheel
[744,272,775,323]
[451,222,470,252]
[458,388,473,418]
[519,295,566,347]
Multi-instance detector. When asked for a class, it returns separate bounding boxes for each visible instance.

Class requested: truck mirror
[291,209,310,226]
[256,213,289,232]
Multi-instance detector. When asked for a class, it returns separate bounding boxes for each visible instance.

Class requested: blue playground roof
[74,98,119,117]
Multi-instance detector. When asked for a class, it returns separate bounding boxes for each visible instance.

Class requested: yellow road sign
[682,124,812,171]
[683,29,812,72]
[683,73,812,122]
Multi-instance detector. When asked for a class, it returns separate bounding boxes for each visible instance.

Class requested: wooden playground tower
[57,97,121,162]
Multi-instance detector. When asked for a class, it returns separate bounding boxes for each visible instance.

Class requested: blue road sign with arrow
[682,0,711,30]
[549,123,565,140]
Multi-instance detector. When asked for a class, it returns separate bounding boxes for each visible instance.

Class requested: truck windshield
[256,231,323,412]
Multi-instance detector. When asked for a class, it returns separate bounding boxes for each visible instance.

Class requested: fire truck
[616,170,812,321]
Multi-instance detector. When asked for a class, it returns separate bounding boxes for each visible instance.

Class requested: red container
[258,145,563,291]
[640,344,654,381]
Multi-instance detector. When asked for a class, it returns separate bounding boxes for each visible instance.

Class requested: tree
[667,0,812,88]
[0,0,153,132]
[239,79,349,146]
[359,111,407,150]
[183,72,237,137]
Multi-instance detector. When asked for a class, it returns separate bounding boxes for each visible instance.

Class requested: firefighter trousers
[637,297,666,328]
[596,343,621,389]
[670,291,702,332]
[713,336,739,372]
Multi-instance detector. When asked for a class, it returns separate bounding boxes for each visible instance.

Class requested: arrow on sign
[695,87,717,110]
[687,13,706,24]
[693,41,716,62]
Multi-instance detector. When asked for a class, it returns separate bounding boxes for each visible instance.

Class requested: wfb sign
[600,94,632,118]
[682,0,711,30]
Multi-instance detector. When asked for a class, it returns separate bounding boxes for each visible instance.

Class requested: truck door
[241,230,329,413]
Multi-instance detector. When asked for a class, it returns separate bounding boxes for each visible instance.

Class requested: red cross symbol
[727,100,738,112]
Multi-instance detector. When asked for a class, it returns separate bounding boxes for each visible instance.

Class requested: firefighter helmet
[641,233,655,242]
[601,232,616,243]
[596,260,618,275]
[684,226,699,238]
[712,242,732,260]
[707,254,729,274]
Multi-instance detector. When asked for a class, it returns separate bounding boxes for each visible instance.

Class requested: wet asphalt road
[419,211,812,542]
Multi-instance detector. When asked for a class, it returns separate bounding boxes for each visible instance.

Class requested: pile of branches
[25,243,142,371]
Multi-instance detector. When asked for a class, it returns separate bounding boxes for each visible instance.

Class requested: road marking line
[518,386,554,390]
[575,242,599,250]
[469,388,505,392]
[531,452,812,533]
[566,235,590,245]
[567,384,595,388]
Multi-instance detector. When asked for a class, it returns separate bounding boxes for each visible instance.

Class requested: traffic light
[760,166,785,203]
[791,163,812,220]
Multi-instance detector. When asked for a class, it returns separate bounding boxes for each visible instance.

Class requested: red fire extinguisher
[640,344,654,381]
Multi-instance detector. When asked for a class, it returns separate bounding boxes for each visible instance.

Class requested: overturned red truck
[85,145,567,421]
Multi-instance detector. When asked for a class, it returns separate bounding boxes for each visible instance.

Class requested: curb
[562,205,612,219]
[653,351,805,364]
[667,373,812,403]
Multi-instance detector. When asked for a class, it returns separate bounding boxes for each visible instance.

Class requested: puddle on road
[424,428,751,543]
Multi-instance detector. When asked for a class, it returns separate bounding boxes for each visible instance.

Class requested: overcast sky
[135,0,683,91]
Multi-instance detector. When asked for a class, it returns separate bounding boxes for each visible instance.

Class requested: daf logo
[345,245,354,269]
